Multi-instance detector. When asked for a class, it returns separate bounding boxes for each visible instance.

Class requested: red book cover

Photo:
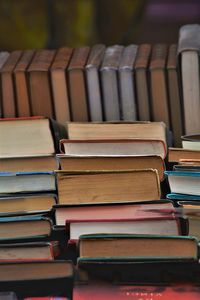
[73,284,200,300]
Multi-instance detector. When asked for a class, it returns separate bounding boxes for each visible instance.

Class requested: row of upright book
[0,23,200,149]
[1,117,200,298]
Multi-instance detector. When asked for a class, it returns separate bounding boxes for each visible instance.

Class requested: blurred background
[0,0,200,50]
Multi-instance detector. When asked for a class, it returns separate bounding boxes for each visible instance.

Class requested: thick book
[0,241,59,262]
[57,169,160,205]
[78,234,198,261]
[67,47,90,121]
[178,24,200,134]
[135,44,151,121]
[0,194,56,216]
[0,117,66,157]
[13,50,35,117]
[28,50,55,118]
[168,148,200,162]
[66,121,167,144]
[85,44,105,121]
[118,45,138,121]
[150,44,170,127]
[54,200,175,226]
[0,51,22,118]
[57,155,165,181]
[165,170,200,196]
[60,139,167,159]
[0,155,58,172]
[0,171,55,194]
[67,218,180,240]
[77,260,200,284]
[74,283,200,300]
[0,260,73,298]
[0,214,52,241]
[167,44,183,147]
[100,45,124,120]
[50,47,73,124]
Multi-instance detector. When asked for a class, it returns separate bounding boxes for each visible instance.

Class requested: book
[0,260,73,298]
[167,44,183,147]
[0,117,66,158]
[150,44,170,127]
[0,51,10,117]
[100,45,124,120]
[0,292,18,300]
[0,194,56,216]
[68,47,90,121]
[60,139,167,159]
[0,241,59,262]
[0,155,58,172]
[78,234,198,261]
[0,171,55,194]
[57,155,165,180]
[13,50,35,117]
[54,200,175,226]
[168,148,200,162]
[134,44,151,121]
[85,44,105,121]
[25,298,68,300]
[28,50,55,118]
[74,283,200,300]
[118,45,138,121]
[182,134,200,150]
[67,218,180,240]
[66,121,167,145]
[57,169,160,205]
[179,159,200,166]
[77,260,200,284]
[0,215,52,240]
[167,193,200,201]
[178,24,200,134]
[165,171,200,196]
[0,51,22,118]
[50,47,73,124]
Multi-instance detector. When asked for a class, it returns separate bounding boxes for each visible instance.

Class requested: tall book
[14,50,35,117]
[50,47,73,124]
[167,44,183,147]
[85,44,105,121]
[0,52,10,117]
[178,24,200,134]
[135,44,151,121]
[0,51,22,118]
[68,47,90,121]
[100,45,124,121]
[118,45,138,121]
[28,50,55,118]
[150,44,170,128]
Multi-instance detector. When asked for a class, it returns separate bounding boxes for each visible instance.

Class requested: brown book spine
[14,50,35,117]
[0,51,22,117]
[68,47,90,121]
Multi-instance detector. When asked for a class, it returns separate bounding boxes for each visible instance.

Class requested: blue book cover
[165,171,200,177]
[0,171,54,177]
[167,193,200,201]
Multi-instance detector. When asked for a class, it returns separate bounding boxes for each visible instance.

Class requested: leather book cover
[101,45,124,120]
[28,50,56,118]
[0,51,22,118]
[51,47,73,124]
[14,50,35,117]
[86,44,105,121]
[135,44,151,121]
[68,47,90,121]
[119,45,138,121]
[150,44,170,128]
[167,44,183,147]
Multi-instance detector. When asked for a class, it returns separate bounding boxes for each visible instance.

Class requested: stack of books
[0,117,74,299]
